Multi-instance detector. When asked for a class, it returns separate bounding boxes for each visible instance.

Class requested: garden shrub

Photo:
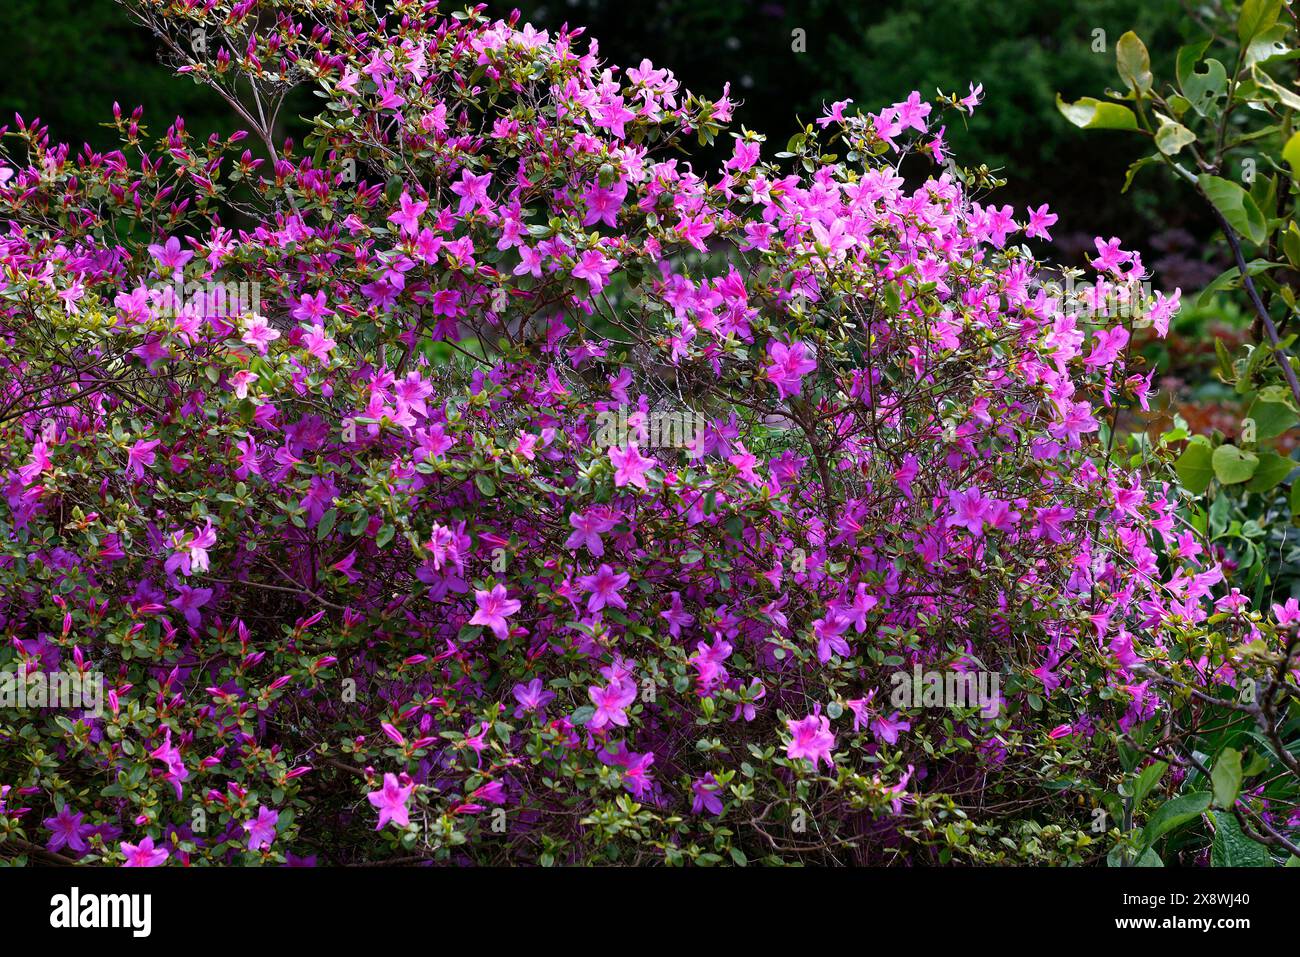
[0,0,1292,866]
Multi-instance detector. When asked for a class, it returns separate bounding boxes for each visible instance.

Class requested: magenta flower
[609,444,655,490]
[149,727,189,799]
[785,709,836,770]
[147,235,193,273]
[691,775,724,815]
[121,835,169,867]
[511,678,555,718]
[946,487,989,538]
[588,680,636,730]
[572,249,616,294]
[565,509,617,557]
[469,584,521,639]
[244,806,280,851]
[125,439,160,480]
[44,805,89,855]
[576,563,630,614]
[241,314,281,353]
[168,585,213,628]
[367,773,414,830]
[763,340,817,399]
[387,190,428,235]
[450,170,493,215]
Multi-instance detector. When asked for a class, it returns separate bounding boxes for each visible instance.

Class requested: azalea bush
[0,0,1296,867]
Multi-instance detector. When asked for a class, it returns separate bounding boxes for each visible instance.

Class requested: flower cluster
[0,1,1283,866]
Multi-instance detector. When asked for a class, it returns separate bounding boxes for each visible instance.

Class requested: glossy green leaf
[1183,58,1228,116]
[1117,32,1153,95]
[1141,792,1212,849]
[1246,450,1295,491]
[1284,131,1300,173]
[1246,394,1299,438]
[1211,811,1271,866]
[1238,0,1283,47]
[1174,437,1214,494]
[1212,444,1260,484]
[1211,747,1243,808]
[1056,94,1139,131]
[1198,174,1268,244]
[1250,64,1300,111]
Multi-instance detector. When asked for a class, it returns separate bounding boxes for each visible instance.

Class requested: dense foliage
[0,0,1297,867]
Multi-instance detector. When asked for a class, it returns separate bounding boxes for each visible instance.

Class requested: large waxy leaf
[1198,174,1268,245]
[1116,32,1153,95]
[1056,94,1139,131]
[1212,444,1259,485]
[1174,437,1214,494]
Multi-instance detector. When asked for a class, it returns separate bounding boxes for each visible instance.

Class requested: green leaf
[1211,811,1271,866]
[1197,260,1283,307]
[316,508,337,540]
[1154,115,1195,156]
[1198,175,1268,245]
[1176,40,1211,90]
[1212,444,1260,484]
[570,705,596,726]
[1247,392,1299,438]
[1183,59,1228,116]
[1239,0,1283,47]
[1246,450,1294,491]
[1211,747,1243,808]
[1291,480,1300,516]
[1141,792,1212,849]
[1117,32,1153,95]
[1133,760,1168,807]
[1250,64,1300,111]
[1283,223,1300,270]
[1284,131,1300,174]
[1174,437,1214,494]
[1135,847,1165,867]
[474,473,496,497]
[1246,23,1292,67]
[1122,155,1160,193]
[1056,94,1139,131]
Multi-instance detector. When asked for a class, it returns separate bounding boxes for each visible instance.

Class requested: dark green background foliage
[1,0,1210,265]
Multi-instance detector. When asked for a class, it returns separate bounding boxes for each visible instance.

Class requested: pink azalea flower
[511,678,555,718]
[121,835,169,867]
[609,444,656,490]
[241,314,281,354]
[947,487,989,538]
[763,340,817,399]
[785,708,836,770]
[244,806,279,851]
[367,773,414,830]
[469,584,521,639]
[125,439,161,480]
[565,509,618,557]
[572,248,616,294]
[588,679,636,730]
[577,563,630,613]
[147,235,193,274]
[387,190,428,236]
